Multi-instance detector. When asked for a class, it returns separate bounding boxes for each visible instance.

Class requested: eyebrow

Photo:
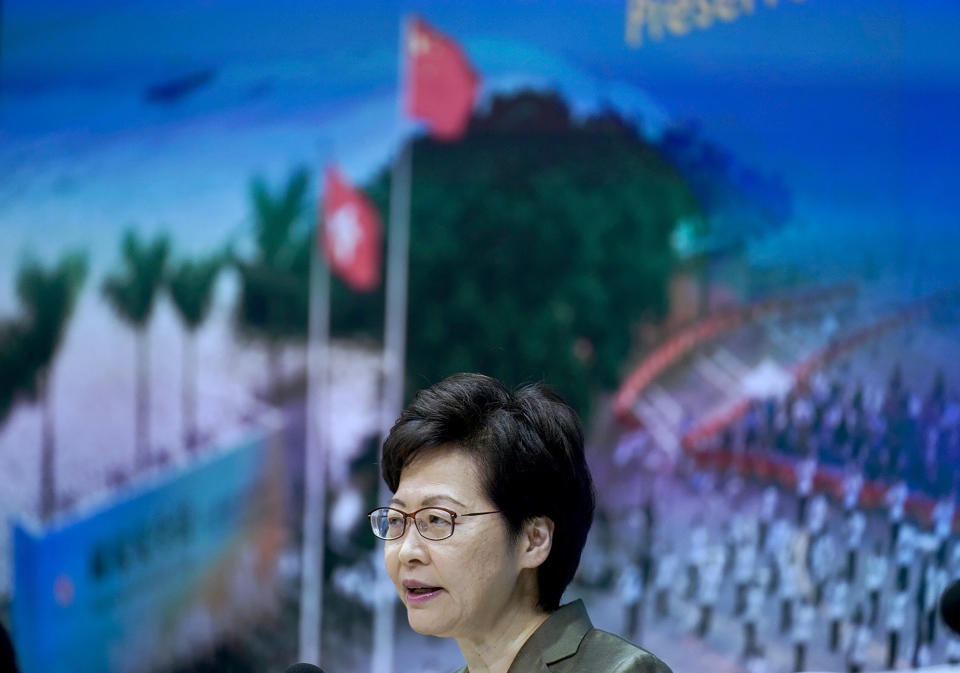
[390,494,468,509]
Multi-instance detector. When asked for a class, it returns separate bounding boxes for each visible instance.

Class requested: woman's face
[384,447,529,640]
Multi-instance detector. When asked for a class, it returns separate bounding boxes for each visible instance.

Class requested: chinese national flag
[321,167,382,292]
[405,17,479,141]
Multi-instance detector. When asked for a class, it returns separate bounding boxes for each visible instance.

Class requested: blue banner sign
[12,430,288,673]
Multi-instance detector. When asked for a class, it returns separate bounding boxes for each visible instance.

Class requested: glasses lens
[371,508,406,539]
[415,508,454,540]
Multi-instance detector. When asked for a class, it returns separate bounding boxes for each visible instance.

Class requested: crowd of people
[737,365,959,501]
[601,365,960,672]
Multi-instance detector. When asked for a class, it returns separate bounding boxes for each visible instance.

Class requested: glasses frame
[367,505,501,541]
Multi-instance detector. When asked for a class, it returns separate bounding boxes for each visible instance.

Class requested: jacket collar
[507,599,593,671]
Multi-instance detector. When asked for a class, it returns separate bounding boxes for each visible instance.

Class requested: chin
[406,613,453,638]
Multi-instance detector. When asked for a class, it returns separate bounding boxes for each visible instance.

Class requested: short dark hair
[381,373,596,611]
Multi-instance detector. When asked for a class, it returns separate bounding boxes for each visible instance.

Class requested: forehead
[392,446,487,507]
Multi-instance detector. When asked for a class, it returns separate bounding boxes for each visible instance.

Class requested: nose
[395,517,429,565]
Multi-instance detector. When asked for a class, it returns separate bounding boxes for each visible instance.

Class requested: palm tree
[234,167,311,399]
[0,320,35,425]
[166,252,223,451]
[14,252,88,519]
[102,230,169,471]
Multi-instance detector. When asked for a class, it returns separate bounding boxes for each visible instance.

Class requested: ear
[518,516,554,569]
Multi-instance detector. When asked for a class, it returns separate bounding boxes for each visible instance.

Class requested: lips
[402,580,444,603]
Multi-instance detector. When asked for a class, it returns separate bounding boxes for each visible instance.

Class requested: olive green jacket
[452,600,672,673]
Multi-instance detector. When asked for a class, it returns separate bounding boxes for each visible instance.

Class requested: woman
[369,373,671,673]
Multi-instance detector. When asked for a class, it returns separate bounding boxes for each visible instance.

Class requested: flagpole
[299,238,331,665]
[372,14,413,673]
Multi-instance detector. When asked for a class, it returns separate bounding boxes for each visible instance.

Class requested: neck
[456,602,550,673]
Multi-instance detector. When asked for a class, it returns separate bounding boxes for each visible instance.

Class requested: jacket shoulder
[565,628,672,673]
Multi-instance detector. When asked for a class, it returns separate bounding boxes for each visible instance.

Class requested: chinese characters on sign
[625,0,806,47]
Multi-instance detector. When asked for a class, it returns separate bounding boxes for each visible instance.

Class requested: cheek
[467,538,518,586]
[384,543,399,580]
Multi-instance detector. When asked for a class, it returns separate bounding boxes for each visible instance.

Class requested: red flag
[405,17,479,141]
[321,167,382,292]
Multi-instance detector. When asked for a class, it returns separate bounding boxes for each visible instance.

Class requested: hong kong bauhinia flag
[321,167,382,292]
[405,17,479,141]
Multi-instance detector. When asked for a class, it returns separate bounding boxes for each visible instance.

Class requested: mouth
[403,582,444,604]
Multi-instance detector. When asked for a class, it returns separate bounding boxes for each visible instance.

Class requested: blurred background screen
[2,1,960,672]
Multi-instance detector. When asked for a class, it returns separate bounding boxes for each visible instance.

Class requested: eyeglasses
[367,506,501,541]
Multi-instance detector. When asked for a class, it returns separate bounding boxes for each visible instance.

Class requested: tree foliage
[102,230,170,327]
[0,320,34,424]
[168,252,224,331]
[1,252,88,423]
[16,252,89,376]
[332,90,702,413]
[234,167,311,344]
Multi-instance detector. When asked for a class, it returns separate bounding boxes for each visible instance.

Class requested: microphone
[284,664,325,673]
[940,579,960,635]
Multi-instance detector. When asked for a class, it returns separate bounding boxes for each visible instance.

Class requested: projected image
[1,1,959,672]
